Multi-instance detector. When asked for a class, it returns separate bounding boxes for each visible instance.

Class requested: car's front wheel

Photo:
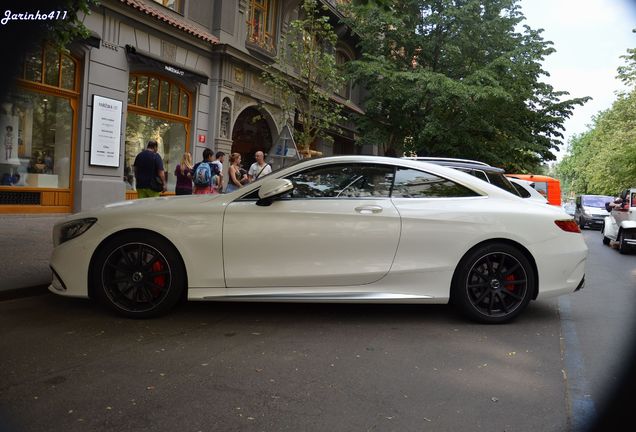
[618,231,630,255]
[91,232,186,318]
[453,243,535,324]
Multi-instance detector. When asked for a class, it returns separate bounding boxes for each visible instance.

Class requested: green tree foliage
[557,96,636,196]
[343,0,589,170]
[556,42,636,196]
[262,0,344,153]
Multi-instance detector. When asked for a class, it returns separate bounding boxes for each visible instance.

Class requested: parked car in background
[49,156,587,324]
[575,194,613,229]
[509,178,548,203]
[563,202,576,216]
[602,188,636,254]
[506,174,562,206]
[403,157,521,197]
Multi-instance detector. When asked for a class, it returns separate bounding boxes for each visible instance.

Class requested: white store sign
[90,95,122,167]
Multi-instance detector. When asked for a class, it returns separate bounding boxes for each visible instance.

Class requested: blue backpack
[194,162,212,186]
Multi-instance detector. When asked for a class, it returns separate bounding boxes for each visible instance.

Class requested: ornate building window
[125,74,191,195]
[247,0,277,52]
[153,0,184,14]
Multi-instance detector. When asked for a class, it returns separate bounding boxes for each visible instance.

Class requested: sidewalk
[0,214,66,298]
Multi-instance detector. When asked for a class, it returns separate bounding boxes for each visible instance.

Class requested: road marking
[559,295,597,431]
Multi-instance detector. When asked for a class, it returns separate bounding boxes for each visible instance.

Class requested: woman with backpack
[192,148,220,195]
[174,152,194,195]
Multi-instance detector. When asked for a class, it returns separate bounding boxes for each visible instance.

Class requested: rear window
[453,168,519,196]
[512,182,531,198]
[532,181,548,197]
[392,168,479,198]
[487,173,520,196]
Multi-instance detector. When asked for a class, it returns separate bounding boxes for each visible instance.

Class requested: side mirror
[256,178,293,206]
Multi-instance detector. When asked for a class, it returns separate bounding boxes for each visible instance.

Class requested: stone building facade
[0,0,367,213]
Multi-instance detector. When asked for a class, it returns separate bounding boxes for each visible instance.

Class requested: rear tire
[452,243,535,324]
[91,232,186,318]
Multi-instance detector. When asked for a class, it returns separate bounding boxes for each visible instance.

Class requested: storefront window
[124,113,186,192]
[1,45,77,193]
[125,73,191,195]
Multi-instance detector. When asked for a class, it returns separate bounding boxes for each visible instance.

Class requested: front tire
[453,243,535,324]
[91,232,186,318]
[618,231,630,255]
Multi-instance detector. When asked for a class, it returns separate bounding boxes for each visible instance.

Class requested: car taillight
[555,220,581,233]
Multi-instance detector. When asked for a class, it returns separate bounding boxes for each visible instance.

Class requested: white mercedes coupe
[49,156,587,323]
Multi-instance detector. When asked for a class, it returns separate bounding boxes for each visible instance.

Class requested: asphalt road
[1,230,635,432]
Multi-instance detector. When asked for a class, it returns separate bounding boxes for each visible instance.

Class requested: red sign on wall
[198,134,206,143]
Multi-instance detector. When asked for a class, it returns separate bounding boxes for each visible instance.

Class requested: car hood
[59,194,225,223]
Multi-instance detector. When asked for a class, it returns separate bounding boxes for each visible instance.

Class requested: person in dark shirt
[133,140,166,198]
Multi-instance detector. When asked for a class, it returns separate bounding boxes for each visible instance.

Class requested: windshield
[582,195,614,208]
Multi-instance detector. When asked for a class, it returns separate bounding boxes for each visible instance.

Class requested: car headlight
[54,218,97,246]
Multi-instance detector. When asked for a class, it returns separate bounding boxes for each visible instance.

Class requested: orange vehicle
[506,174,561,206]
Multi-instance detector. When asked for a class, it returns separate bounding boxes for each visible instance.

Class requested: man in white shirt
[248,151,272,182]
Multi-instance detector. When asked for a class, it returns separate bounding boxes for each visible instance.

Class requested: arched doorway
[231,107,273,170]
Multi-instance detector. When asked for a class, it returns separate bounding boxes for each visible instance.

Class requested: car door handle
[355,205,383,214]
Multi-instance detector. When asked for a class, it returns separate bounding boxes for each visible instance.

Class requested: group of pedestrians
[132,140,272,198]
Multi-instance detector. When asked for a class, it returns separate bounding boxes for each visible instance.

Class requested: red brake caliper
[504,274,516,292]
[151,260,166,297]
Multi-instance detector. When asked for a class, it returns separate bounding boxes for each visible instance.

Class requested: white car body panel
[49,156,587,308]
[223,198,400,287]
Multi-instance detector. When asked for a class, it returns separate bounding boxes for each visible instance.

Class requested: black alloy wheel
[453,244,534,324]
[92,232,185,318]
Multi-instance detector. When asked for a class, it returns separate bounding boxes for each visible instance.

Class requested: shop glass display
[0,90,72,189]
[124,113,187,192]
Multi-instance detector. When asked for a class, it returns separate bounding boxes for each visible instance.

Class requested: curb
[0,285,50,302]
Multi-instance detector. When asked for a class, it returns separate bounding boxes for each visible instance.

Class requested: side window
[457,168,488,183]
[392,168,479,198]
[533,182,548,197]
[286,164,394,199]
[512,182,531,198]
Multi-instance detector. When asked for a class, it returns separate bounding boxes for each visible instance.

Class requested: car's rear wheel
[453,243,534,324]
[92,232,185,318]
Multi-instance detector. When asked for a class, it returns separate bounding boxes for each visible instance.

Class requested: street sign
[268,124,301,171]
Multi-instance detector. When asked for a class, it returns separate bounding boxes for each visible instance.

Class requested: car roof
[402,157,490,166]
[401,157,504,173]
